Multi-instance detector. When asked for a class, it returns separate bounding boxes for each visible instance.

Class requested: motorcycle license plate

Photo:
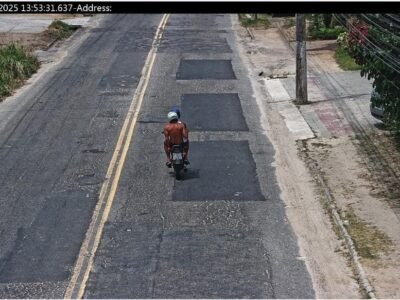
[172,153,183,160]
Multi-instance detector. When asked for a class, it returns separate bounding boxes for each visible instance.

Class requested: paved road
[0,14,315,298]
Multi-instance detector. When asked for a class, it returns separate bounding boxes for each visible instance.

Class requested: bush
[346,18,400,132]
[337,32,349,50]
[0,44,39,100]
[48,20,74,39]
[309,26,346,40]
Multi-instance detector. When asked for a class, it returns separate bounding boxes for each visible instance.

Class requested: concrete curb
[263,78,315,141]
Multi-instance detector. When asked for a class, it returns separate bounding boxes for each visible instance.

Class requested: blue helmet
[170,107,181,118]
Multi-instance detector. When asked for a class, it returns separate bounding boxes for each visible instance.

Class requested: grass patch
[334,47,361,71]
[344,208,393,260]
[309,26,345,40]
[0,44,39,101]
[47,20,76,39]
[238,14,270,28]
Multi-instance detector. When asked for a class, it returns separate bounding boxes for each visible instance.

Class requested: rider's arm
[163,126,170,146]
[182,122,189,142]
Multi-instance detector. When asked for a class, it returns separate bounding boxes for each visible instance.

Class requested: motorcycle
[170,144,186,180]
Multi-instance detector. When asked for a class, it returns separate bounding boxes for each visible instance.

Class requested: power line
[386,13,400,26]
[359,14,400,42]
[357,14,400,66]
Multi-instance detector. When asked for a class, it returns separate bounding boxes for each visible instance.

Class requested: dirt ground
[0,32,57,52]
[304,136,400,298]
[234,16,400,298]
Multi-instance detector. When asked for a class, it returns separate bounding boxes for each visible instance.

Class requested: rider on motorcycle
[170,107,189,159]
[163,110,190,168]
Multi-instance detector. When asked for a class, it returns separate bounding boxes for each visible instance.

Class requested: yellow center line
[64,13,170,299]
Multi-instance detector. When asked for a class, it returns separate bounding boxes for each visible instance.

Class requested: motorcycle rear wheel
[173,164,182,180]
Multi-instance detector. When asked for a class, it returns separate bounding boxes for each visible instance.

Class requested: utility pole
[296,14,308,104]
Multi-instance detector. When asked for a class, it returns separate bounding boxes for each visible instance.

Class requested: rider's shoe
[184,159,190,165]
[166,161,172,168]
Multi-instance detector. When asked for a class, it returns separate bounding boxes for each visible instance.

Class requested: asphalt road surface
[0,14,315,298]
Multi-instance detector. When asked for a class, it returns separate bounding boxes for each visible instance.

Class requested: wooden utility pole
[296,14,308,104]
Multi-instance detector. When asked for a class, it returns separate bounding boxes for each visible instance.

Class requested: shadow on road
[169,168,200,181]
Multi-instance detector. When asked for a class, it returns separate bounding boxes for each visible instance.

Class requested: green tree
[346,16,400,131]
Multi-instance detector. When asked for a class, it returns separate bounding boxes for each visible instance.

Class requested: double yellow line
[64,14,170,299]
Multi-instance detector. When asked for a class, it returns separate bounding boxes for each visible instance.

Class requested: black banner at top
[0,1,398,14]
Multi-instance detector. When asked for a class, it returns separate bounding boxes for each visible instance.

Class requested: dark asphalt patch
[85,223,273,298]
[181,93,248,131]
[0,190,97,283]
[172,141,265,201]
[176,60,236,80]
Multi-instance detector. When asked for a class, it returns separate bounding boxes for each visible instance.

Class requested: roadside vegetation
[282,14,358,71]
[344,208,393,260]
[335,32,361,70]
[0,20,79,102]
[300,14,360,71]
[343,15,400,132]
[307,14,346,40]
[238,14,270,28]
[303,14,400,132]
[47,20,76,40]
[0,44,39,101]
[334,47,360,70]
